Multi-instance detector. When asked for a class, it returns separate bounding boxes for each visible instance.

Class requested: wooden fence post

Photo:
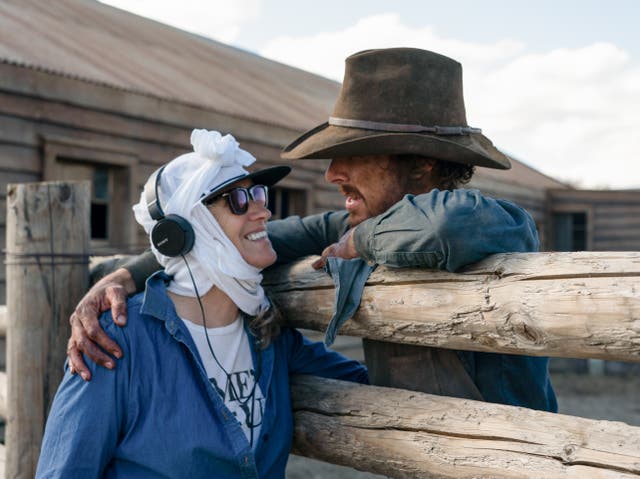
[5,181,89,479]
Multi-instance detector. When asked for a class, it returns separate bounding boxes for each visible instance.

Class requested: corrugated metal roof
[0,0,566,190]
[0,0,340,130]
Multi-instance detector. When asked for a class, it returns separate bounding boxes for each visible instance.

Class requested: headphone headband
[144,165,166,221]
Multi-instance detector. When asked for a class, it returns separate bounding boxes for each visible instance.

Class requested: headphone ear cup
[151,214,195,257]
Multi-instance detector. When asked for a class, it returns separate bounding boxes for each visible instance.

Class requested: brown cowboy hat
[281,47,511,169]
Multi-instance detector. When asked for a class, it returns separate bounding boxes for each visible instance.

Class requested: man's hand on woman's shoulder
[67,268,135,380]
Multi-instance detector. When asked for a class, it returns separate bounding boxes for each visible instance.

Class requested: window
[91,166,110,240]
[53,158,130,254]
[552,212,587,251]
[42,136,138,255]
[268,187,307,219]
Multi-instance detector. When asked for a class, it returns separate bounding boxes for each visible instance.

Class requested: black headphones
[144,165,195,257]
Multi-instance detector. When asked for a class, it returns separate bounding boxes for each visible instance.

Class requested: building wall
[549,189,640,252]
[0,63,342,303]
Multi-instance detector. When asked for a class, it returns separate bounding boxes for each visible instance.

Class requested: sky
[99,0,640,189]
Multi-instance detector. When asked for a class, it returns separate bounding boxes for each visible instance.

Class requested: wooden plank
[469,175,547,203]
[0,442,5,479]
[0,112,189,165]
[0,90,189,148]
[594,206,640,217]
[291,375,640,478]
[0,371,6,420]
[593,242,640,251]
[594,215,640,230]
[594,232,640,243]
[0,305,6,336]
[5,181,90,479]
[0,143,41,173]
[593,229,640,242]
[263,252,640,362]
[0,113,39,146]
[1,171,39,189]
[550,189,640,203]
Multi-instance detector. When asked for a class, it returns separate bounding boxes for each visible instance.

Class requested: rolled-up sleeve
[353,189,539,271]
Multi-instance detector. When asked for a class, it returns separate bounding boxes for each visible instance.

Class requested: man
[68,48,556,411]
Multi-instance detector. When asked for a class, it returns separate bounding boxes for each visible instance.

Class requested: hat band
[329,117,482,135]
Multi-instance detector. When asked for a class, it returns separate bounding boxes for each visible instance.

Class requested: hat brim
[201,165,291,203]
[281,123,511,170]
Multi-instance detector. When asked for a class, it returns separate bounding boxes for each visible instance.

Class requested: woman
[36,129,368,478]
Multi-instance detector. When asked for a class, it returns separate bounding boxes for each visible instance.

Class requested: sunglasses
[204,184,269,215]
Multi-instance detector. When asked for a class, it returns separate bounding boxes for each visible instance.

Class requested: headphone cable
[181,254,262,445]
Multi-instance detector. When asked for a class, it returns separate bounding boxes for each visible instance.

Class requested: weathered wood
[550,188,640,203]
[263,252,640,362]
[0,443,5,479]
[0,143,41,174]
[0,371,6,420]
[0,64,302,147]
[291,375,640,478]
[6,181,90,479]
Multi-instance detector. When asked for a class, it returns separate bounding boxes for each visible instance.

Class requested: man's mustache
[339,185,362,198]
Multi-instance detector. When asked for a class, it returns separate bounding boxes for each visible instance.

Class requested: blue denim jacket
[36,273,368,479]
[267,189,557,412]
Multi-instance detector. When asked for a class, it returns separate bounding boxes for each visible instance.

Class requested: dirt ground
[285,372,640,478]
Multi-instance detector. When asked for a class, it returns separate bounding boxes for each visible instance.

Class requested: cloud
[99,0,261,43]
[261,13,524,81]
[474,43,640,188]
[260,14,640,189]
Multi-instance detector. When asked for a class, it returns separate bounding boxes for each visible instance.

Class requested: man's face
[325,155,408,227]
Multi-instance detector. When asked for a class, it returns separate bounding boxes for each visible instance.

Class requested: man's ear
[409,158,436,181]
[407,158,439,194]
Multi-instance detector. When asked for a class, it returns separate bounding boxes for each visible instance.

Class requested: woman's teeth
[246,231,268,241]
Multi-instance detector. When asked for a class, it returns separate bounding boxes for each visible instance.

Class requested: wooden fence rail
[291,375,640,478]
[263,253,640,362]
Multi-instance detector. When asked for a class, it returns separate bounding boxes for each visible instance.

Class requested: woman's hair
[245,296,282,349]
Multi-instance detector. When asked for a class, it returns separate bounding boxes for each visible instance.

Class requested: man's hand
[312,228,359,269]
[67,268,135,381]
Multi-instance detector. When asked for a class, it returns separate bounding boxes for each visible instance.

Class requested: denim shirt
[36,273,368,479]
[267,189,557,412]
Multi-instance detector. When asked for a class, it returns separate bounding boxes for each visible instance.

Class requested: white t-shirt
[181,316,264,447]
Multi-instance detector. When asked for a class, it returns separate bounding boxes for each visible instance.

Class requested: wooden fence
[2,181,640,478]
[4,181,90,479]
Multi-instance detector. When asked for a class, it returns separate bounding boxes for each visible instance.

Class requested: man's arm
[267,210,351,264]
[67,268,135,379]
[68,251,160,379]
[325,189,539,270]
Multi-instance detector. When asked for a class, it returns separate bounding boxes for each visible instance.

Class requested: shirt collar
[140,271,176,321]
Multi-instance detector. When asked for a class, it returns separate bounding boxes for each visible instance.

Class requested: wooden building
[1,0,639,304]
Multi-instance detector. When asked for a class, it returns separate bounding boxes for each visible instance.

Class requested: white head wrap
[132,129,270,316]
